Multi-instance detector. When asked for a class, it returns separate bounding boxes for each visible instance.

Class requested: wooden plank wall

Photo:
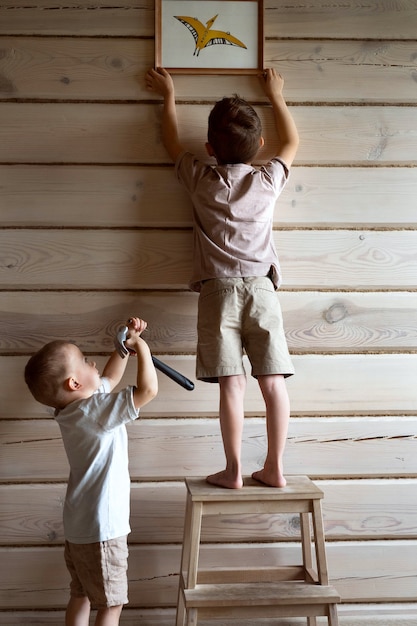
[0,0,416,624]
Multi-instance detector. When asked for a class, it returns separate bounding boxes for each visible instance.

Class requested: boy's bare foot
[206,470,243,489]
[252,468,287,488]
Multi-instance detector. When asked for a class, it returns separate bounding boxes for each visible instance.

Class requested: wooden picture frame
[155,0,264,74]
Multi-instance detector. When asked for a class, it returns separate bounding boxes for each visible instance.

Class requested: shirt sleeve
[94,386,140,431]
[175,151,211,195]
[98,377,112,393]
[261,157,290,195]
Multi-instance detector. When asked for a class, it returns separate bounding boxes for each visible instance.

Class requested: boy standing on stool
[24,317,158,626]
[146,67,299,489]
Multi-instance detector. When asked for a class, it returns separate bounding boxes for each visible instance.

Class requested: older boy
[145,67,299,489]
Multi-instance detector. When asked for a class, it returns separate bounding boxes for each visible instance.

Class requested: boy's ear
[205,142,215,157]
[259,136,265,148]
[67,377,81,391]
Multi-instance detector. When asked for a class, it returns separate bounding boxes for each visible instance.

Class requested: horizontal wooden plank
[281,291,417,352]
[2,291,417,354]
[0,0,415,39]
[0,165,193,228]
[0,37,154,101]
[0,542,416,607]
[1,230,417,290]
[0,0,153,36]
[265,41,417,104]
[0,416,415,482]
[1,166,416,228]
[0,104,415,165]
[1,38,416,103]
[0,230,192,290]
[3,354,417,418]
[1,479,415,545]
[1,605,417,625]
[264,0,417,40]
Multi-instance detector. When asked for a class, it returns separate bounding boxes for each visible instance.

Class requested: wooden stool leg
[307,617,317,626]
[179,493,193,583]
[328,603,340,626]
[176,495,203,625]
[176,496,203,625]
[176,493,192,626]
[187,501,203,587]
[312,499,329,585]
[176,590,186,626]
[300,511,317,583]
[186,608,198,626]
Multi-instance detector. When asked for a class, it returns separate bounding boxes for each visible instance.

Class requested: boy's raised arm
[145,67,184,163]
[260,68,299,168]
[124,317,158,410]
[102,350,130,391]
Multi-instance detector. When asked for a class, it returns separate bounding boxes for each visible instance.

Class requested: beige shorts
[64,536,129,609]
[197,276,294,382]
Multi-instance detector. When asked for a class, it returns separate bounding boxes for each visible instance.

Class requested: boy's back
[175,151,288,291]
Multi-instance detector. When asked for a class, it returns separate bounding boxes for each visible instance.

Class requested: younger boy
[145,67,299,489]
[24,317,158,626]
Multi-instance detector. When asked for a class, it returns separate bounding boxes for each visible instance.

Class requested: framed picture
[155,0,264,74]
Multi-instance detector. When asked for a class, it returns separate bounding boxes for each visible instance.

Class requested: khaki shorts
[64,536,129,609]
[197,276,294,382]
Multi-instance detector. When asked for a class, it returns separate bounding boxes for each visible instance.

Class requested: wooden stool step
[183,583,340,624]
[184,581,341,607]
[176,475,340,625]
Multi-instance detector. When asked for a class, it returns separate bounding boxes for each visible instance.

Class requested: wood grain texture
[264,0,417,39]
[1,416,415,482]
[0,0,153,36]
[2,354,417,418]
[0,479,415,545]
[2,290,417,354]
[1,230,417,290]
[1,0,416,622]
[0,104,415,165]
[1,607,416,625]
[1,166,416,228]
[1,38,415,103]
[0,0,415,38]
[0,542,416,607]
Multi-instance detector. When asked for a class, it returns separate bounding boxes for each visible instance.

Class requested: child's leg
[94,605,123,626]
[65,595,90,626]
[252,374,290,488]
[206,374,246,489]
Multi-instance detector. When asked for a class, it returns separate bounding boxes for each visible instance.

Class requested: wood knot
[324,303,348,324]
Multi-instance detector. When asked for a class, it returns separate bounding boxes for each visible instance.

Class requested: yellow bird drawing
[174,14,247,56]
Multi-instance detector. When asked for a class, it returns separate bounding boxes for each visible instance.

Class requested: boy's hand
[145,67,174,98]
[125,317,148,352]
[259,68,284,100]
[127,317,147,335]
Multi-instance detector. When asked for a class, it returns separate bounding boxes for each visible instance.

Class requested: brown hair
[207,95,262,165]
[24,340,71,408]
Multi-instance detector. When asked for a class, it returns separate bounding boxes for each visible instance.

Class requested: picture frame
[155,0,264,74]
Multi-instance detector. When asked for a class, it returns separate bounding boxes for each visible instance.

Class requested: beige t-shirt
[175,151,289,292]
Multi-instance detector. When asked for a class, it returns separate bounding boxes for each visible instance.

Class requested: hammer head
[114,325,135,358]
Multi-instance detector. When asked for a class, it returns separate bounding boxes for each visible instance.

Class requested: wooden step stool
[176,475,340,625]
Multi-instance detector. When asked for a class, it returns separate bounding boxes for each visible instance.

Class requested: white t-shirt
[55,379,139,543]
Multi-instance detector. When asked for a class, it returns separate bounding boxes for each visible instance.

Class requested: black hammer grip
[115,326,194,391]
[152,356,194,391]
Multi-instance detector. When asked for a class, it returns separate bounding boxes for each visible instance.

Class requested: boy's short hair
[24,340,70,408]
[207,95,262,165]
